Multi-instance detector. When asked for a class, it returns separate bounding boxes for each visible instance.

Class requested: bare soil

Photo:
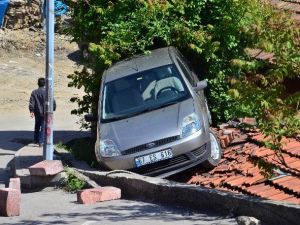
[0,29,84,130]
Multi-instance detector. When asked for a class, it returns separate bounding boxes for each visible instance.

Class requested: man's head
[38,78,45,87]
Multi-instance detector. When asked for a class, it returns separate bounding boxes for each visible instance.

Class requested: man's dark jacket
[29,87,56,117]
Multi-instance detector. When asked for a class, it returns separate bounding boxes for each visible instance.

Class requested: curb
[79,170,300,225]
[13,145,65,189]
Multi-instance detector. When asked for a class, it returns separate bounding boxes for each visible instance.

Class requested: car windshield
[101,64,190,122]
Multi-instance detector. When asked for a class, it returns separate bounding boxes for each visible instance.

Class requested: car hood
[99,98,195,151]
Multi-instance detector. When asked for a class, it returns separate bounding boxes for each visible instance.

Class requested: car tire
[202,130,222,169]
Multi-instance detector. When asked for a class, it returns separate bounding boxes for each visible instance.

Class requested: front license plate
[135,149,173,167]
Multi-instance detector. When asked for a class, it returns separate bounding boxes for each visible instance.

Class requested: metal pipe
[44,0,55,160]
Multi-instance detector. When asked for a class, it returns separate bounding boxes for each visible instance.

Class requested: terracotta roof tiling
[184,121,300,205]
[271,175,300,194]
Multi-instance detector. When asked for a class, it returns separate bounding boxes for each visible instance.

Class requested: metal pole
[44,0,55,160]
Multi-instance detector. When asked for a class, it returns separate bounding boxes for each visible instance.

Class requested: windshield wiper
[103,100,181,122]
[155,100,180,109]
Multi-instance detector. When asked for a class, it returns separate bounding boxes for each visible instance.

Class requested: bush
[64,168,87,193]
[65,0,299,138]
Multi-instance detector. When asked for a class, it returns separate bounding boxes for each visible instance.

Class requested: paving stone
[0,188,20,217]
[29,160,64,176]
[77,187,121,204]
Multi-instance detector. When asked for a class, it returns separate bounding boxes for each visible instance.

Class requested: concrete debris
[77,187,121,204]
[236,216,261,225]
[4,0,43,29]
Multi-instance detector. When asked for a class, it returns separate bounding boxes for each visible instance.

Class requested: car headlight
[180,113,202,138]
[99,139,121,157]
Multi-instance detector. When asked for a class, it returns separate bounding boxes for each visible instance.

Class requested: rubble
[236,216,261,225]
[3,0,43,29]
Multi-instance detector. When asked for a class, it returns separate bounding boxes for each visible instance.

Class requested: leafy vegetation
[65,0,300,174]
[64,167,87,193]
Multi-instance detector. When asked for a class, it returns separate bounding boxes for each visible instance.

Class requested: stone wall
[3,0,43,29]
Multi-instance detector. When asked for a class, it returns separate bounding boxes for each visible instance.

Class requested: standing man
[29,78,56,147]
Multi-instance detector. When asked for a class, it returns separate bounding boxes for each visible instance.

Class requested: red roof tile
[272,176,300,194]
[183,123,300,205]
[268,192,295,201]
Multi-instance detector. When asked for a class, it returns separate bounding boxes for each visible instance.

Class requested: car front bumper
[98,130,211,177]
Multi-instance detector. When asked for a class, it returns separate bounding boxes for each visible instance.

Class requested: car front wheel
[202,130,222,169]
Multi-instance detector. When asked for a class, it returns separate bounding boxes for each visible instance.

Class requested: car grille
[122,135,180,155]
[191,144,206,157]
[130,144,208,177]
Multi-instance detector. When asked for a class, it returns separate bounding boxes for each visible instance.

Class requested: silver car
[94,47,222,177]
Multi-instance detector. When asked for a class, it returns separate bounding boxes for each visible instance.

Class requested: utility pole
[44,0,55,160]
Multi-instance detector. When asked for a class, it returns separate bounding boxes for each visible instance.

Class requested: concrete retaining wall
[81,170,300,225]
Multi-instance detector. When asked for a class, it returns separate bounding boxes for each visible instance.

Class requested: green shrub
[65,0,272,125]
[64,168,87,193]
[65,0,300,172]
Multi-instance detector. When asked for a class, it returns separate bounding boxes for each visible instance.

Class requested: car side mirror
[193,80,207,91]
[84,114,97,122]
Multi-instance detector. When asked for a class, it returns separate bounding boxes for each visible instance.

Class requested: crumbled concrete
[4,0,42,29]
[77,187,121,204]
[236,216,261,225]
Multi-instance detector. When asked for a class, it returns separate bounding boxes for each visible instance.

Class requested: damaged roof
[186,121,300,205]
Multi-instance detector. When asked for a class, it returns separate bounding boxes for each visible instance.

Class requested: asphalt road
[1,188,237,225]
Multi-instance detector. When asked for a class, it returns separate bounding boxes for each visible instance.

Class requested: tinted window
[101,64,191,122]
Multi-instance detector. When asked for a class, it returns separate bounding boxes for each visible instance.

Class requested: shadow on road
[1,199,236,225]
[0,130,90,153]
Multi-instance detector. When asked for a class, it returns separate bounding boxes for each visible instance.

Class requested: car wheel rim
[210,133,220,160]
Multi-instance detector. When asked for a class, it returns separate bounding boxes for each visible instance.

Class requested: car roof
[104,47,177,82]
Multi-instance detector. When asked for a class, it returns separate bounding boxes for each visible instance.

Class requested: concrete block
[0,188,20,217]
[29,160,64,176]
[9,178,21,194]
[77,187,121,204]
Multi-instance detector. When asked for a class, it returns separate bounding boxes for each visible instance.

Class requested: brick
[29,160,64,176]
[0,188,20,217]
[77,187,121,204]
[220,135,230,148]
